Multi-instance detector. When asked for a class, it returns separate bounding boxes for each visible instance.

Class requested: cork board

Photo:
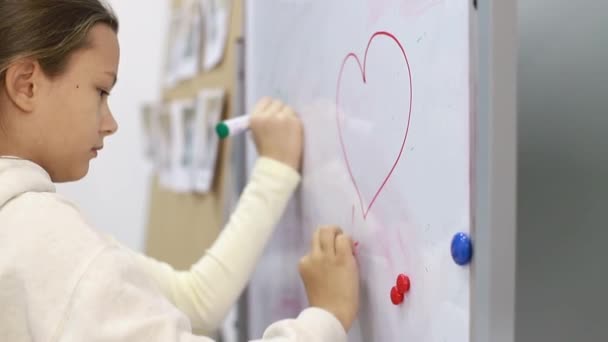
[144,0,242,271]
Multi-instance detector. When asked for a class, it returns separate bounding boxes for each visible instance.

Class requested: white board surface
[245,1,472,341]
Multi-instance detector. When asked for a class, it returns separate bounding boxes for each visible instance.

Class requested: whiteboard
[245,1,472,341]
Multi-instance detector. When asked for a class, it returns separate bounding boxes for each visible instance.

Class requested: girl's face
[39,23,120,182]
[3,23,120,182]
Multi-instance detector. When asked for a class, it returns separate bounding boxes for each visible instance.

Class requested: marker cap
[216,122,230,139]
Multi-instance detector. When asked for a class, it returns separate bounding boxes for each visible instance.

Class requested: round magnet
[390,286,404,305]
[396,274,411,294]
[451,232,473,266]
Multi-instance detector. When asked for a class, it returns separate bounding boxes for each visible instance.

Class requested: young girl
[0,1,359,341]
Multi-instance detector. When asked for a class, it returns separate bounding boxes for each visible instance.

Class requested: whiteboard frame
[470,1,517,342]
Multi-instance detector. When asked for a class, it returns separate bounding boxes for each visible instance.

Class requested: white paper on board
[179,0,203,80]
[140,103,159,162]
[164,10,182,88]
[192,88,226,193]
[157,104,175,189]
[166,0,203,87]
[200,0,231,71]
[170,100,198,193]
[141,102,176,176]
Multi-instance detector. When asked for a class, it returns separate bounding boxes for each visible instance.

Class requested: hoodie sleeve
[128,157,301,333]
[256,308,348,342]
[60,246,346,342]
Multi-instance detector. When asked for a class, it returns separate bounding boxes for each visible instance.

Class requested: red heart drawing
[336,31,413,219]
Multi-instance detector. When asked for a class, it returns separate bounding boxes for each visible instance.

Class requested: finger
[252,97,272,116]
[265,99,285,117]
[298,255,310,275]
[280,106,297,117]
[335,233,354,257]
[311,228,322,256]
[274,110,288,120]
[319,226,343,256]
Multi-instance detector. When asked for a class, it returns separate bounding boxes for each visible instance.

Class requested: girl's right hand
[250,97,303,172]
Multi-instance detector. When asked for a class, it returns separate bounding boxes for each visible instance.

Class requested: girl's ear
[3,58,44,113]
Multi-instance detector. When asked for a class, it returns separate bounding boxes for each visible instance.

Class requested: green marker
[215,115,251,139]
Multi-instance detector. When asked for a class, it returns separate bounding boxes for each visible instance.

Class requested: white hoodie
[0,157,346,342]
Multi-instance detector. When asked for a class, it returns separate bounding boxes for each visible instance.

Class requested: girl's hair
[0,0,119,83]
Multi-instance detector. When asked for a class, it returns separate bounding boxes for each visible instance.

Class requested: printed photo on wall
[164,10,182,88]
[165,0,203,87]
[157,104,175,189]
[178,0,203,80]
[200,0,231,71]
[192,88,226,193]
[169,99,198,193]
[140,103,160,162]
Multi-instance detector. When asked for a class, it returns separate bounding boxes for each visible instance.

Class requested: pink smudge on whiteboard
[396,226,407,257]
[400,0,445,17]
[367,0,392,24]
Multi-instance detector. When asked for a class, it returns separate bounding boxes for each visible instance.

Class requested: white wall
[57,0,170,251]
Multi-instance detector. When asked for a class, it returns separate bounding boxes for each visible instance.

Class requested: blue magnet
[451,232,473,266]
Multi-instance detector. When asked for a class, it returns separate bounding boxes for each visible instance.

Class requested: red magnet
[396,274,411,294]
[390,286,404,305]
